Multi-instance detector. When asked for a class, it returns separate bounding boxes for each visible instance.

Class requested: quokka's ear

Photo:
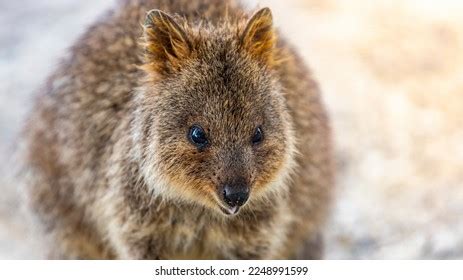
[241,8,276,64]
[143,9,192,74]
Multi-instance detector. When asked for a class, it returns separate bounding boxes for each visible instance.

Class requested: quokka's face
[137,8,295,216]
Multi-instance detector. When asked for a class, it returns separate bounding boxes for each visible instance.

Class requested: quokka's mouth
[219,205,241,216]
[213,194,246,216]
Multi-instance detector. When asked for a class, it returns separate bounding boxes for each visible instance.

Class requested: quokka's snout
[218,177,250,215]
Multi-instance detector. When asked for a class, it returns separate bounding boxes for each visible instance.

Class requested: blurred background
[1,0,463,259]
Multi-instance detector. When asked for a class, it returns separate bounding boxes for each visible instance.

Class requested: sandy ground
[1,0,462,259]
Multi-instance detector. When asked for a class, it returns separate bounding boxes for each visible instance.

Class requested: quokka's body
[21,0,334,259]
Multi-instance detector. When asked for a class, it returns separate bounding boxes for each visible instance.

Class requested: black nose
[222,183,250,207]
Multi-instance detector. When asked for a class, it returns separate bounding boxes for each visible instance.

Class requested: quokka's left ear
[240,8,276,65]
[143,9,192,75]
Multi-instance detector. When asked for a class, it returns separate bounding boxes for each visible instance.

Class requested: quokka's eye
[188,125,208,148]
[251,126,264,145]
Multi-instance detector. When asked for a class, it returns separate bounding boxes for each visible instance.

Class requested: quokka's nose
[222,184,250,208]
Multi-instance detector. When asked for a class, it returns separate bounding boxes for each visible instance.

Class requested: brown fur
[20,0,334,259]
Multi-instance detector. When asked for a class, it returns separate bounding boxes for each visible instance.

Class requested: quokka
[21,0,334,259]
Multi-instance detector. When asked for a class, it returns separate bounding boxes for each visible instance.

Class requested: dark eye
[251,126,264,145]
[188,125,208,148]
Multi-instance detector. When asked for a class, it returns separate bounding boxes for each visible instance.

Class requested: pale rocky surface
[1,0,462,259]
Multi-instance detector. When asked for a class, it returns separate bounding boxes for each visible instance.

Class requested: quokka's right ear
[142,9,192,75]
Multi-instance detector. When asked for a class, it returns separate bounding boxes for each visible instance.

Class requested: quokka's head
[134,7,296,216]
